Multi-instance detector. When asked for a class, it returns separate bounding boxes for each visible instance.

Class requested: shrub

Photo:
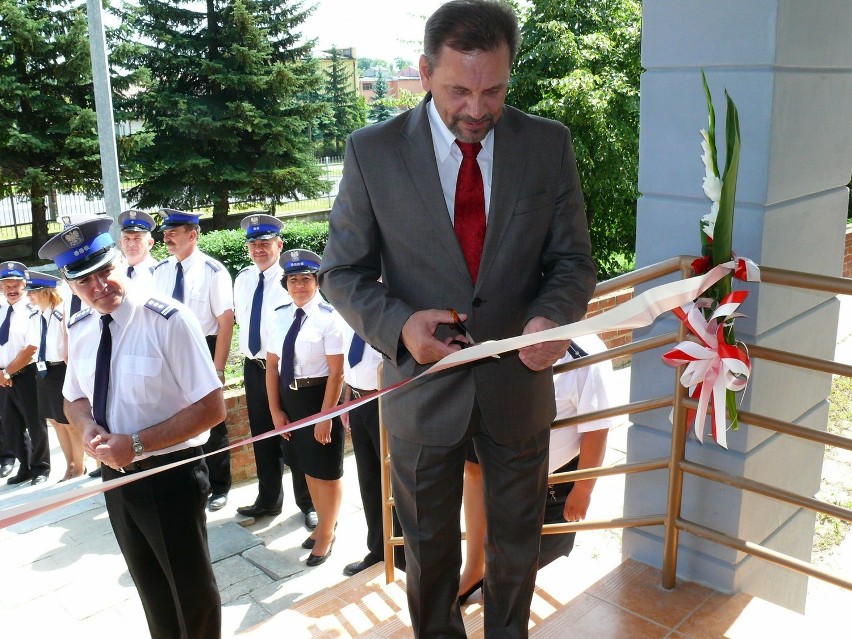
[150,220,330,279]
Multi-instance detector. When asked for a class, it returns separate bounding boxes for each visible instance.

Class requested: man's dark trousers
[243,357,312,512]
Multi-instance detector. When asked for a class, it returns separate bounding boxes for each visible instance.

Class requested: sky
[299,0,446,65]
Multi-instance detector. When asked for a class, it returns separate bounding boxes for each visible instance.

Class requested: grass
[812,374,852,559]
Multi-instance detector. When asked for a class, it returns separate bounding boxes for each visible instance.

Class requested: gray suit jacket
[318,96,597,446]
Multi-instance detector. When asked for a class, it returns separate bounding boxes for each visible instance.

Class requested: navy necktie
[248,271,264,356]
[0,305,11,346]
[280,307,305,390]
[127,265,134,278]
[348,333,366,367]
[70,294,81,316]
[37,315,48,378]
[454,140,486,282]
[173,262,184,303]
[92,314,113,432]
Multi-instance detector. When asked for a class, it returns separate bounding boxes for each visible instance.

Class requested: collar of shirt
[427,97,494,223]
[295,290,322,318]
[258,261,283,285]
[174,247,203,272]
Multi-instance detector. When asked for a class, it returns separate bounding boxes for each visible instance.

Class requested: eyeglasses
[448,307,475,348]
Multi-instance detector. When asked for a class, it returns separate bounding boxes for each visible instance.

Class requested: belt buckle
[257,359,266,370]
[289,379,298,391]
[351,388,362,399]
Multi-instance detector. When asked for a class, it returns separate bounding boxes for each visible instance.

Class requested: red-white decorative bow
[662,257,760,447]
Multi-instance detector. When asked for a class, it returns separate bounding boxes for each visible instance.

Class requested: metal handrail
[378,256,852,607]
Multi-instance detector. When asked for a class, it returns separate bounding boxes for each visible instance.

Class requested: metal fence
[0,156,344,241]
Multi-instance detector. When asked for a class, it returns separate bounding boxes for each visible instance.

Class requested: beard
[449,113,496,144]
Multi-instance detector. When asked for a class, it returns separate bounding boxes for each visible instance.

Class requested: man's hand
[401,309,467,364]
[92,433,136,471]
[518,316,569,371]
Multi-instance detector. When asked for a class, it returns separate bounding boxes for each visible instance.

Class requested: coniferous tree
[113,0,326,227]
[317,46,366,156]
[369,71,393,122]
[0,0,102,253]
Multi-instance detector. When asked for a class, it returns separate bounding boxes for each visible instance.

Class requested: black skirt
[280,382,344,480]
[36,363,69,424]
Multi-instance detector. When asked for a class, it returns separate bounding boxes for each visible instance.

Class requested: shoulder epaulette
[236,265,251,277]
[318,301,334,313]
[51,309,63,322]
[144,298,179,319]
[28,306,39,318]
[204,259,222,273]
[153,259,170,271]
[274,302,293,312]
[67,307,94,328]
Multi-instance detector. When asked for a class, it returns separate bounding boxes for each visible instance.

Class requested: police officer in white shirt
[40,217,225,639]
[340,320,406,576]
[0,261,49,485]
[118,209,158,282]
[233,214,316,527]
[152,209,235,511]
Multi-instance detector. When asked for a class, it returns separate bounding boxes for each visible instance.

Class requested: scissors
[447,308,475,348]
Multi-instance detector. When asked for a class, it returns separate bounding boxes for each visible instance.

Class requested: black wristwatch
[131,433,145,456]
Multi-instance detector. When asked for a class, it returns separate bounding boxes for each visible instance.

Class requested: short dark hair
[423,0,520,72]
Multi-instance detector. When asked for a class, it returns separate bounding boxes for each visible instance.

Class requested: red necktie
[454,140,486,282]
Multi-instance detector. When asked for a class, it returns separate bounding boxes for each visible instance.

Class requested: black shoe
[0,462,14,478]
[306,537,335,567]
[207,493,228,512]
[88,467,102,478]
[458,578,484,605]
[30,473,49,486]
[302,535,316,550]
[304,509,318,530]
[343,555,381,577]
[7,471,33,486]
[236,503,282,518]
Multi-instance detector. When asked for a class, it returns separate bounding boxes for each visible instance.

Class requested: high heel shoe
[301,535,316,550]
[306,537,335,567]
[458,578,483,605]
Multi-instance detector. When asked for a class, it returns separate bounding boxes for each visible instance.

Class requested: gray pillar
[86,0,122,234]
[625,0,852,612]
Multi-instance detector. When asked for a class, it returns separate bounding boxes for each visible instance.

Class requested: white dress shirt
[151,249,234,336]
[268,292,343,379]
[341,320,382,391]
[427,97,495,223]
[233,262,291,359]
[549,334,616,474]
[25,307,66,363]
[63,287,220,456]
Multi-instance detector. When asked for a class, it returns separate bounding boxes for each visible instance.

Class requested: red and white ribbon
[0,258,757,529]
[662,257,760,447]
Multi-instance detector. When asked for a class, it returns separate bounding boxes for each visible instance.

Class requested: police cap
[0,261,27,281]
[241,214,284,242]
[281,248,321,275]
[38,217,118,280]
[159,208,200,229]
[24,270,61,290]
[118,209,156,233]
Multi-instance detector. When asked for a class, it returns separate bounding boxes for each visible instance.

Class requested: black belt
[247,357,266,369]
[289,375,328,390]
[350,386,377,399]
[39,361,64,368]
[120,446,202,474]
[11,363,36,377]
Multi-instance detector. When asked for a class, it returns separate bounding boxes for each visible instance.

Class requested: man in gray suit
[318,1,596,636]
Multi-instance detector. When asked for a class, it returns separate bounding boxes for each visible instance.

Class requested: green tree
[357,56,389,73]
[317,45,366,156]
[113,0,326,228]
[370,71,393,122]
[509,0,641,278]
[0,0,102,253]
[393,56,412,72]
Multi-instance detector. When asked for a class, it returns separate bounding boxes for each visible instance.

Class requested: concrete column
[624,0,852,612]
